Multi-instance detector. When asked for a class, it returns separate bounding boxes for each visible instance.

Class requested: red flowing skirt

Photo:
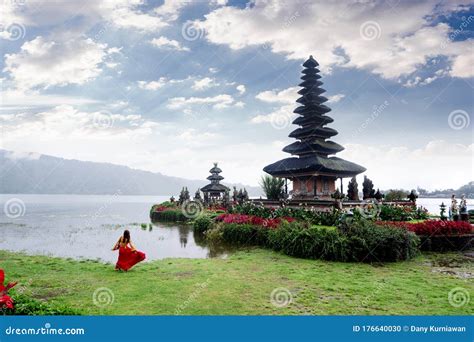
[116,247,146,271]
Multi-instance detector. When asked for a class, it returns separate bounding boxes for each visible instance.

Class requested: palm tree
[260,175,284,200]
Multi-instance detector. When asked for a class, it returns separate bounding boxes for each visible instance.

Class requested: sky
[0,0,473,191]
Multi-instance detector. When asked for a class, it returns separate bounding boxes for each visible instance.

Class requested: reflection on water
[0,194,233,263]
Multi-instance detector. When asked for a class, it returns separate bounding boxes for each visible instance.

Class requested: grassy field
[1,249,472,315]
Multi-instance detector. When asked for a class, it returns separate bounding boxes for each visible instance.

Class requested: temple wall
[292,177,336,198]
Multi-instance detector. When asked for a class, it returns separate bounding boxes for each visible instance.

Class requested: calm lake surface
[0,195,471,263]
[0,194,231,263]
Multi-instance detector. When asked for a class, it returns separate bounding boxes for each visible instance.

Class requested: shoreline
[2,249,472,316]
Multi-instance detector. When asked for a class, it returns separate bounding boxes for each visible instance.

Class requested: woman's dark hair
[123,230,131,244]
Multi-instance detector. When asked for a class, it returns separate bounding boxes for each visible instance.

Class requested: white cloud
[450,53,474,78]
[167,94,238,110]
[255,86,298,104]
[251,104,294,124]
[150,36,189,51]
[191,77,219,91]
[0,105,158,144]
[194,1,473,80]
[0,89,100,109]
[236,84,246,95]
[4,36,113,90]
[209,67,219,74]
[327,94,345,103]
[137,78,168,90]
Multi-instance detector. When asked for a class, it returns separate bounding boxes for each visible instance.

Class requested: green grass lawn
[1,249,472,315]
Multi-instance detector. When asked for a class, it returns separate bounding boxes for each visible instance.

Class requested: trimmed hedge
[210,219,419,263]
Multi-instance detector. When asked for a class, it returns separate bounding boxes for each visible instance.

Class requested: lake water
[0,194,231,263]
[0,195,471,263]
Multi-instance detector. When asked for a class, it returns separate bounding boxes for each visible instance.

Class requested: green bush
[193,215,214,234]
[268,221,347,260]
[221,223,270,246]
[153,209,188,222]
[213,218,419,262]
[379,205,414,221]
[339,219,419,262]
[4,292,79,315]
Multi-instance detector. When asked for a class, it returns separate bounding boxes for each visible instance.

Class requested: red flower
[376,220,473,236]
[0,269,17,309]
[215,213,287,229]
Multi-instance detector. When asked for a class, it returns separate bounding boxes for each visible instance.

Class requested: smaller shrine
[201,163,230,203]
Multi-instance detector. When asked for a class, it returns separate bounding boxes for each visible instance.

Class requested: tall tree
[347,176,359,200]
[362,176,375,200]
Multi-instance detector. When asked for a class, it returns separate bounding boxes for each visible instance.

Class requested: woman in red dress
[112,230,146,271]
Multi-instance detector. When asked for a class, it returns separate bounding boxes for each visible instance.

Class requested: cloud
[194,1,473,80]
[191,77,220,90]
[4,36,113,90]
[138,78,167,90]
[250,104,294,125]
[167,94,238,110]
[255,86,298,104]
[0,105,158,144]
[150,36,189,51]
[327,94,345,103]
[0,89,99,110]
[236,84,246,95]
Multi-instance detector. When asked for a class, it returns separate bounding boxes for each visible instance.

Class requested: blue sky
[0,0,473,190]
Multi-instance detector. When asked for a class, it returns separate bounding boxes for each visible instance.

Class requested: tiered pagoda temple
[201,163,230,201]
[263,55,366,199]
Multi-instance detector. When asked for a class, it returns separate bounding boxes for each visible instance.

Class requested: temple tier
[263,55,366,199]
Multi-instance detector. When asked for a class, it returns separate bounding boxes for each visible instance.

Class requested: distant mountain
[417,182,474,199]
[0,150,262,196]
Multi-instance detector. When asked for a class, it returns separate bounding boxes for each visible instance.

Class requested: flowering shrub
[229,203,342,226]
[216,213,294,229]
[0,269,17,310]
[376,220,473,236]
[379,204,425,221]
